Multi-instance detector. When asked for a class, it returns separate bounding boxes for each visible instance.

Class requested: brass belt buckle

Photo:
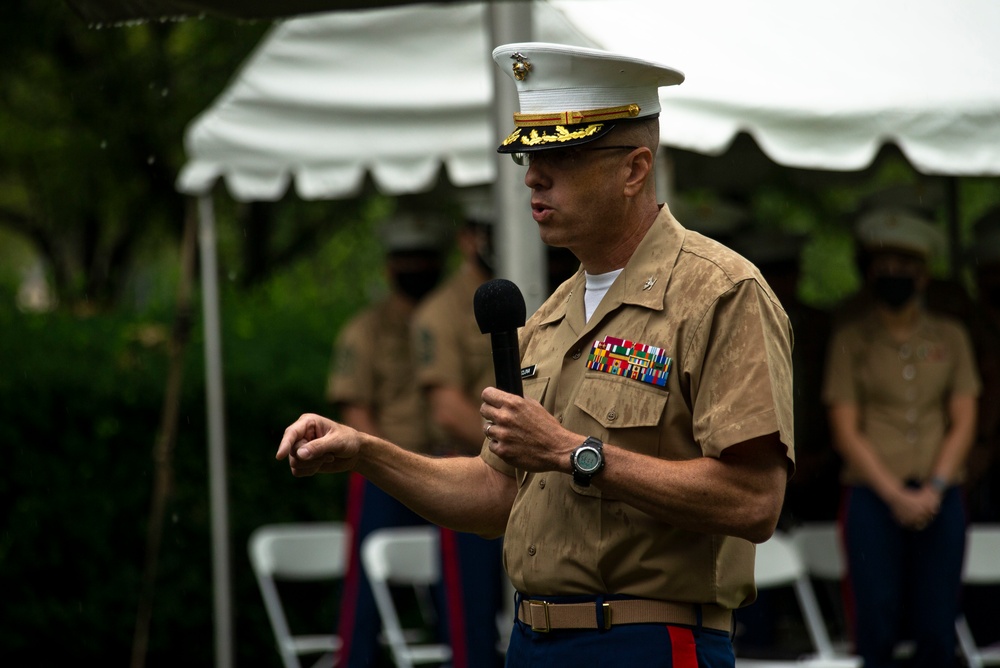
[529,600,551,632]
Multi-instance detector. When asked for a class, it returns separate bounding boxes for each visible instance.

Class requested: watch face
[576,447,601,472]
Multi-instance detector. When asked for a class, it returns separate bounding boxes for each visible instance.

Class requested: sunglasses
[511,145,639,167]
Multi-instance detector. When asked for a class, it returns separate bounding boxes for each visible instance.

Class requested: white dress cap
[492,42,684,153]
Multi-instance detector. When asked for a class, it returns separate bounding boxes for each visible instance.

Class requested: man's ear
[623,147,654,197]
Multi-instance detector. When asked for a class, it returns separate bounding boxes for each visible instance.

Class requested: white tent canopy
[179,0,1000,203]
[178,1,598,200]
[573,0,1000,176]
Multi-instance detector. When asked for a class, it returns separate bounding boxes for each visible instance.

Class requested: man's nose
[524,161,547,189]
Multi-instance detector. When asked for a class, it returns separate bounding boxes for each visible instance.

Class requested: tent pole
[197,192,234,668]
[489,0,543,313]
[944,176,961,278]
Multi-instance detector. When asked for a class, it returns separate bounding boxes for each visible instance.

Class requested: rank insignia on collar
[586,336,672,388]
[510,52,532,81]
[642,276,657,291]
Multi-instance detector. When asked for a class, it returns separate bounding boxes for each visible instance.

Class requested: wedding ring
[485,422,493,438]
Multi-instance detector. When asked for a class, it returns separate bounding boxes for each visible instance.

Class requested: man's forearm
[594,434,787,544]
[355,433,515,537]
[930,393,978,484]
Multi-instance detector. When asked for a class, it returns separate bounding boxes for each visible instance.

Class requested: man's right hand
[276,413,361,476]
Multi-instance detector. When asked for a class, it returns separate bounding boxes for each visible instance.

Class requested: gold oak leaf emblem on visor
[502,124,606,147]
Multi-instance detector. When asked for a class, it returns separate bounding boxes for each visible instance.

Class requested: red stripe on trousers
[439,528,468,668]
[668,625,699,667]
[838,486,857,651]
[336,472,367,666]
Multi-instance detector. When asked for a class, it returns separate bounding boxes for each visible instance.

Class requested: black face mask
[473,229,495,276]
[393,268,442,302]
[872,275,918,310]
[475,248,494,276]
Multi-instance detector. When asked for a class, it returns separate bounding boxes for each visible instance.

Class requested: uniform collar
[861,304,932,344]
[538,204,683,330]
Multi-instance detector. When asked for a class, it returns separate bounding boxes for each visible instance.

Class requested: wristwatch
[929,475,948,494]
[571,436,604,487]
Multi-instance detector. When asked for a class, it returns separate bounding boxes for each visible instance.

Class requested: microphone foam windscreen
[474,278,527,334]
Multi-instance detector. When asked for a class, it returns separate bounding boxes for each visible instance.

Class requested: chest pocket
[574,374,668,457]
[523,376,550,404]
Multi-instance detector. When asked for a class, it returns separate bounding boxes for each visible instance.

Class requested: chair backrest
[957,525,1000,668]
[754,531,808,587]
[248,522,350,668]
[362,525,441,584]
[361,526,451,668]
[250,522,350,580]
[963,525,1000,585]
[791,522,845,581]
[754,531,837,659]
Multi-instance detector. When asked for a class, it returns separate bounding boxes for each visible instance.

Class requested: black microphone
[473,278,526,396]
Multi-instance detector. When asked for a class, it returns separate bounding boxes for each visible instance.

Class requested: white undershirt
[584,268,623,323]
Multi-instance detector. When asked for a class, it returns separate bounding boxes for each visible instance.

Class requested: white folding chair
[792,521,929,661]
[790,522,844,582]
[794,520,1000,666]
[248,522,350,668]
[735,531,861,668]
[790,522,852,654]
[956,525,1000,668]
[360,526,452,668]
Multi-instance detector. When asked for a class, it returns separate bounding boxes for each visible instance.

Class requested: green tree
[0,1,271,309]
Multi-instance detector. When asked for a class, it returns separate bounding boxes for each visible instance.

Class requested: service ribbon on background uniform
[586,336,672,388]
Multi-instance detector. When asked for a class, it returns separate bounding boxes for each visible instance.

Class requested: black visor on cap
[496,121,618,154]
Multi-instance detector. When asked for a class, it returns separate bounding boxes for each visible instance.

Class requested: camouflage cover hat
[379,211,448,253]
[855,206,944,259]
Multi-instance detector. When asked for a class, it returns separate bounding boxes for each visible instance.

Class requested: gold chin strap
[513,103,640,128]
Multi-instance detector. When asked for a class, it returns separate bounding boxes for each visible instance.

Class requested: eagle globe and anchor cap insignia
[510,51,532,81]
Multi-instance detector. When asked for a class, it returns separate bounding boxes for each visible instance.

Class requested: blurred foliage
[675,144,1000,308]
[0,188,452,667]
[0,256,363,666]
[0,0,250,306]
[0,1,282,309]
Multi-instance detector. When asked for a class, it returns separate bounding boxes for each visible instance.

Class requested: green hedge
[0,288,357,667]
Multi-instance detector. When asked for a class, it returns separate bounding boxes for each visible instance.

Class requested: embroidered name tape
[586,336,672,388]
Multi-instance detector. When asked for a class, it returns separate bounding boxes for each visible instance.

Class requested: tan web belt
[517,598,733,633]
